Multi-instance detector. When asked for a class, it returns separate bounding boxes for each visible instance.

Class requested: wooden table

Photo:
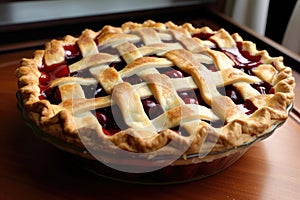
[1,5,300,200]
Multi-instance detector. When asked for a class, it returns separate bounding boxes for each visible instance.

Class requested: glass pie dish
[17,92,292,184]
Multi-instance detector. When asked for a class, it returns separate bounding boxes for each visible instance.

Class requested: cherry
[96,108,114,130]
[178,90,194,99]
[64,44,82,65]
[41,87,62,105]
[237,101,257,115]
[158,67,189,78]
[54,65,69,78]
[142,99,156,110]
[251,82,273,95]
[252,84,266,94]
[96,112,108,126]
[102,128,113,136]
[236,42,261,62]
[196,92,208,106]
[38,62,70,98]
[209,41,262,76]
[64,44,80,57]
[235,66,253,75]
[95,106,128,136]
[110,58,127,71]
[192,32,214,40]
[38,95,45,101]
[226,89,241,104]
[243,99,257,115]
[223,85,243,104]
[102,128,119,136]
[227,89,238,103]
[183,98,199,105]
[178,90,208,107]
[39,72,51,86]
[164,69,183,78]
[222,49,261,75]
[207,65,218,72]
[39,62,62,73]
[123,75,144,84]
[269,87,275,94]
[94,84,107,97]
[109,62,117,68]
[142,98,164,119]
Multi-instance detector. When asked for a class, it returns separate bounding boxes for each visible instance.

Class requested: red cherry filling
[178,89,208,107]
[37,36,276,136]
[192,32,214,40]
[203,64,218,72]
[193,33,262,76]
[38,44,82,101]
[39,61,69,75]
[236,42,261,62]
[190,36,274,115]
[142,97,164,119]
[123,75,144,85]
[95,97,165,136]
[222,85,243,104]
[218,42,262,75]
[237,100,257,115]
[96,107,120,136]
[222,83,275,115]
[164,69,183,78]
[109,58,127,71]
[39,86,62,105]
[251,82,274,95]
[158,67,189,78]
[38,62,69,103]
[94,84,108,98]
[96,106,128,136]
[39,72,51,86]
[64,44,82,65]
[221,84,259,114]
[184,98,198,105]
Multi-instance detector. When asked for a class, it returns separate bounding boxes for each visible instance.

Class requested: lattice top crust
[16,20,295,158]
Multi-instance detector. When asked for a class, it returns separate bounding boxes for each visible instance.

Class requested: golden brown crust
[16,20,295,160]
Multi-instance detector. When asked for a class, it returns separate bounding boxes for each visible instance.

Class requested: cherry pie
[16,20,295,173]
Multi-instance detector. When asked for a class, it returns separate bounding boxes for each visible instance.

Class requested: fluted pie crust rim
[16,20,295,160]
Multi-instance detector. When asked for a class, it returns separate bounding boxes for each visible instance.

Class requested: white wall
[225,0,270,35]
[282,0,300,54]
